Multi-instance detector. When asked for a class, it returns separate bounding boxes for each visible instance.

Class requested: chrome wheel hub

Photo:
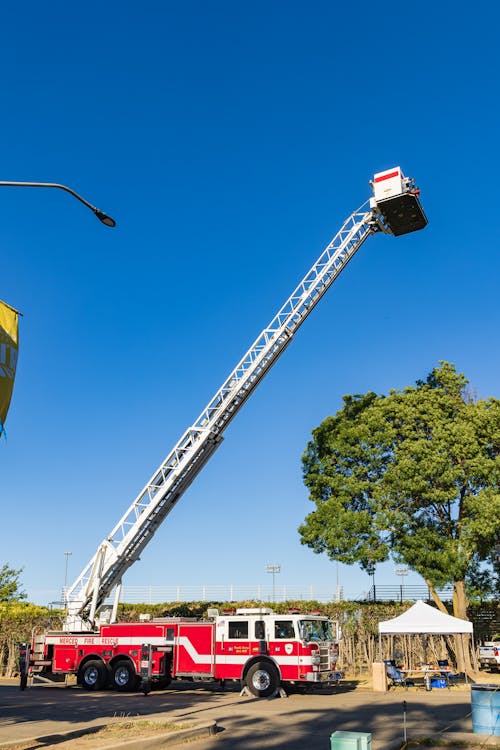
[252,669,271,691]
[115,667,129,687]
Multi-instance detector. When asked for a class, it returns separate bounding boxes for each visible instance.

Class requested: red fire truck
[27,608,340,697]
[20,168,426,697]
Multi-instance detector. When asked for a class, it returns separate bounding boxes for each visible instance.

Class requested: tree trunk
[452,581,474,675]
[6,639,16,678]
[425,579,448,614]
[452,580,468,619]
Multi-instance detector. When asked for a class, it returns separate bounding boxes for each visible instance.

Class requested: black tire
[155,676,172,690]
[245,661,279,698]
[111,660,139,692]
[79,660,108,691]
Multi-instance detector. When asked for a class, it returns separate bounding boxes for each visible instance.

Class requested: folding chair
[386,663,413,689]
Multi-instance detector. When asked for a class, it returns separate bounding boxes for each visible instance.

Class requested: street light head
[94,208,116,227]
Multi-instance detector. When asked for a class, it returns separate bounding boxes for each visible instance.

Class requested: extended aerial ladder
[65,166,427,630]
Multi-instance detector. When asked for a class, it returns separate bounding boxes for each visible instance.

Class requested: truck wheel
[111,660,139,692]
[79,660,108,691]
[245,661,279,698]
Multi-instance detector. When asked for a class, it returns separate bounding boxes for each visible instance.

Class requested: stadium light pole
[63,551,72,609]
[0,181,116,227]
[265,563,281,603]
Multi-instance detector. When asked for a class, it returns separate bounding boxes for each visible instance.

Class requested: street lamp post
[63,551,72,608]
[395,566,408,603]
[0,181,116,227]
[265,563,281,603]
[367,561,376,602]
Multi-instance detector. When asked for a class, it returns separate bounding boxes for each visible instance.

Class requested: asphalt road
[0,678,479,749]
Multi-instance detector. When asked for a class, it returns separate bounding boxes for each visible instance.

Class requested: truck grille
[318,645,332,671]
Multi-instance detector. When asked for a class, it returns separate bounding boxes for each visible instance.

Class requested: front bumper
[306,670,344,683]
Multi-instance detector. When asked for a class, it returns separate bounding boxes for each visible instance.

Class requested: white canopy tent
[378,600,474,680]
[378,600,473,635]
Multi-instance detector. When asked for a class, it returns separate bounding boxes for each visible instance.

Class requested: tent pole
[472,634,478,672]
[461,635,468,684]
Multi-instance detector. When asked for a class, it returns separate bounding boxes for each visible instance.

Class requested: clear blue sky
[1,1,499,605]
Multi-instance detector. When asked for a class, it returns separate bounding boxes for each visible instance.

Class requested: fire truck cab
[209,608,341,696]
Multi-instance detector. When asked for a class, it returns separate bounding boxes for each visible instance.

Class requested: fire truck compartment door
[53,647,78,672]
[175,624,215,675]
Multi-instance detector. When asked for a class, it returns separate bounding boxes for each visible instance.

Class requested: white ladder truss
[66,201,385,628]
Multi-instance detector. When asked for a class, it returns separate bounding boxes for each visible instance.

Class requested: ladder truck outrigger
[21,167,427,697]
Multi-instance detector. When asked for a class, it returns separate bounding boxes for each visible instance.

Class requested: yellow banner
[0,300,19,433]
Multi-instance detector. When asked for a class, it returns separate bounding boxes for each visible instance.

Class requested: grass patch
[76,719,188,740]
[404,739,499,748]
[92,719,184,732]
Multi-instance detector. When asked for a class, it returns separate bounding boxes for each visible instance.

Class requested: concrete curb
[0,720,218,750]
[95,721,218,750]
[82,720,218,750]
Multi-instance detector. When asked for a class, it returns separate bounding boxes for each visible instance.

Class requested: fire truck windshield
[299,619,333,642]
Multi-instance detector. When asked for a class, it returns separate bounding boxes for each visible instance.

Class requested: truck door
[216,618,254,679]
[175,623,215,676]
[269,619,299,680]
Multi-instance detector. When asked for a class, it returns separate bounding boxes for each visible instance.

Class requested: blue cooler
[430,677,447,688]
[330,731,372,750]
[471,684,500,735]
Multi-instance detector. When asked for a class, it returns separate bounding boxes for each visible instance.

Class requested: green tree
[0,602,53,676]
[299,362,500,621]
[0,564,26,602]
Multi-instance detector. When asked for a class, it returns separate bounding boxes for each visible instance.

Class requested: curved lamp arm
[0,181,116,227]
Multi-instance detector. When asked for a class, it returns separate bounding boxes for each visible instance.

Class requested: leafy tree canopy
[0,564,26,602]
[299,362,500,616]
